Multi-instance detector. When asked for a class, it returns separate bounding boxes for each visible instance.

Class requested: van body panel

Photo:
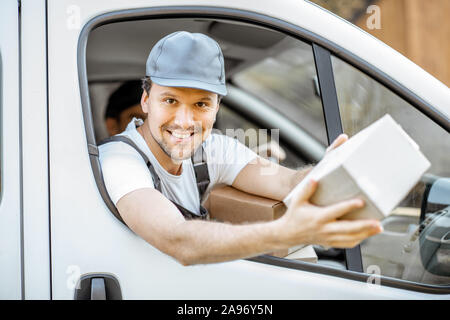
[0,0,22,300]
[21,0,51,300]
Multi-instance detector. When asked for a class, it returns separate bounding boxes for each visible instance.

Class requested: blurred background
[310,0,450,87]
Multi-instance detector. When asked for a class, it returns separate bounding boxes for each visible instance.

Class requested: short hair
[141,76,223,104]
[104,80,143,120]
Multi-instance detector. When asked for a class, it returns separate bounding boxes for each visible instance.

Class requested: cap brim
[150,76,227,96]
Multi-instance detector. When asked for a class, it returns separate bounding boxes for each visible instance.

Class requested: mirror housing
[419,176,450,276]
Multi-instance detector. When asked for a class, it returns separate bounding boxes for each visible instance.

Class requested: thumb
[326,134,348,153]
[290,179,318,206]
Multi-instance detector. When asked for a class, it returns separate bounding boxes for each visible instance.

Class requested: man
[99,31,382,266]
[104,80,148,136]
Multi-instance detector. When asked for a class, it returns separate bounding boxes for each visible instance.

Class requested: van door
[48,0,444,299]
[0,0,22,300]
[20,0,51,299]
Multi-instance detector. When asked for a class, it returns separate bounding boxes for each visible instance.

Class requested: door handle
[90,278,106,300]
[74,273,122,300]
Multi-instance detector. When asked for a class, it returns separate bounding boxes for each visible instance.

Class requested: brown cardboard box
[208,185,287,224]
[207,186,293,258]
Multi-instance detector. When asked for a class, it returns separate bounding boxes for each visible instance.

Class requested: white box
[284,114,430,220]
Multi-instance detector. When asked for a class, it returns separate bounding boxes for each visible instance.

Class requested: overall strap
[192,142,210,202]
[99,135,162,192]
[99,135,210,220]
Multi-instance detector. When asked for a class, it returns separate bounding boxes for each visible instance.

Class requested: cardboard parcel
[284,114,431,220]
[207,185,318,263]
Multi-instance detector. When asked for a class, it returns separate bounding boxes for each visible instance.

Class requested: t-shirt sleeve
[205,133,258,186]
[99,142,155,205]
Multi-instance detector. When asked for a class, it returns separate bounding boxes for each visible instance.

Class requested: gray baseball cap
[146,31,227,96]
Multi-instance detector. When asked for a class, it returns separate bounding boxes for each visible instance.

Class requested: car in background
[1,0,449,299]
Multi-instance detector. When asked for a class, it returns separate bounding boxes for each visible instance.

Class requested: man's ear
[213,103,220,122]
[141,91,150,113]
[105,117,119,136]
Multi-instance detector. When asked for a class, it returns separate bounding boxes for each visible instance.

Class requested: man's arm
[118,187,289,265]
[117,179,381,266]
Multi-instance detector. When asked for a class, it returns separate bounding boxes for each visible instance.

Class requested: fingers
[322,229,381,248]
[326,134,348,153]
[326,232,376,246]
[291,179,318,206]
[322,220,383,235]
[320,198,365,221]
[319,220,383,248]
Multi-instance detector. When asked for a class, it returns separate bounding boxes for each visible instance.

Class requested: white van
[1,0,449,299]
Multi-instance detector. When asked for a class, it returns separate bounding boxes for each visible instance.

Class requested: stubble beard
[150,124,205,162]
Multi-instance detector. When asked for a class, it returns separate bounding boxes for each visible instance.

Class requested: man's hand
[278,179,383,249]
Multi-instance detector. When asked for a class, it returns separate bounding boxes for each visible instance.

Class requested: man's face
[141,83,219,161]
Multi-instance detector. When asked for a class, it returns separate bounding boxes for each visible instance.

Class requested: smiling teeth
[171,131,191,139]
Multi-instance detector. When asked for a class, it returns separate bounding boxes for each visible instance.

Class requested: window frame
[312,43,364,273]
[77,6,450,295]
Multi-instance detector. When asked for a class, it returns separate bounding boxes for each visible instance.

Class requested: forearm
[232,157,314,201]
[171,218,289,265]
[118,188,295,266]
[270,164,314,201]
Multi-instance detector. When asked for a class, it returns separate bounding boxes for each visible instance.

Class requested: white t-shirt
[99,118,258,214]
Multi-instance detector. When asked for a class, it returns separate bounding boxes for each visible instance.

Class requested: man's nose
[174,104,195,129]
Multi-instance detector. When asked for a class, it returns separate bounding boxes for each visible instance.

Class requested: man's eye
[196,102,208,108]
[164,98,176,104]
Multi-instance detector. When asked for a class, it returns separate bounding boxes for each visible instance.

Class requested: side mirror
[419,176,450,276]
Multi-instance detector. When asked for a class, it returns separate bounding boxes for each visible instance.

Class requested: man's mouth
[166,130,195,142]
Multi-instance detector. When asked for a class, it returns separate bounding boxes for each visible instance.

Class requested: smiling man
[99,31,382,266]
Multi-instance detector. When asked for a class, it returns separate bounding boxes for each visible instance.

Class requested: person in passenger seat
[99,31,383,266]
[104,80,148,136]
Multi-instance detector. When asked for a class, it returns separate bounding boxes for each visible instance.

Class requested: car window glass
[332,56,450,286]
[232,39,328,147]
[215,102,309,170]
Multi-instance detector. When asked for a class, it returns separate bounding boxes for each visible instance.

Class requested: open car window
[87,17,336,265]
[232,39,327,147]
[332,56,450,286]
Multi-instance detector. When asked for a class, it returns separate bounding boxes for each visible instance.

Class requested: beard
[149,123,205,161]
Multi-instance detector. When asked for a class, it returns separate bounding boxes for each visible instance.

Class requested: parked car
[1,0,449,299]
